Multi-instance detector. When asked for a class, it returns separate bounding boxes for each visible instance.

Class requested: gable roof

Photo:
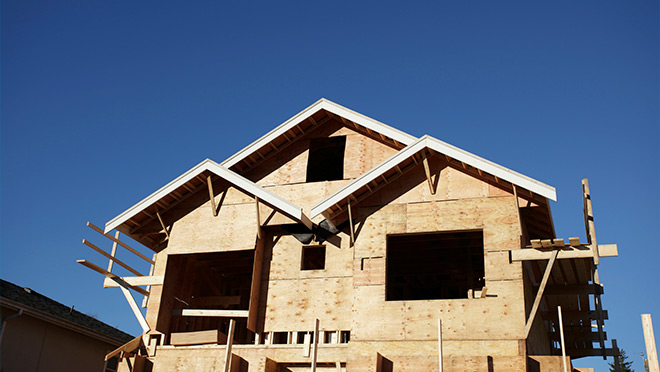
[105,159,311,238]
[221,98,417,170]
[311,135,557,218]
[0,278,133,345]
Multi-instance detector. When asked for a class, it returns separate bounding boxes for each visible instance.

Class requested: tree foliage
[608,348,634,372]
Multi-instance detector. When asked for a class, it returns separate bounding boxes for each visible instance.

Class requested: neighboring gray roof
[0,278,134,344]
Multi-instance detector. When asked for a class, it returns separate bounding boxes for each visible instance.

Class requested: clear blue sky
[1,1,657,370]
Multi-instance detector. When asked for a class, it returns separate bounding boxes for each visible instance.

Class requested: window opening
[306,136,346,182]
[301,245,326,271]
[386,231,485,301]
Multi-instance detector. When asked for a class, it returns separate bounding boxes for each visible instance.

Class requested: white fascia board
[310,135,557,218]
[424,136,557,201]
[310,137,429,217]
[221,98,417,168]
[105,159,304,234]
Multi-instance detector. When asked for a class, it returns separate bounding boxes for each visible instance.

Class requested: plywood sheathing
[241,118,399,188]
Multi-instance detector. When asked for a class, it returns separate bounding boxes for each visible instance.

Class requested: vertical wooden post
[438,318,443,372]
[422,152,435,195]
[558,306,568,372]
[311,319,320,372]
[107,231,120,272]
[612,339,621,372]
[207,175,218,217]
[255,197,262,239]
[347,198,355,246]
[223,319,236,372]
[582,179,599,264]
[642,314,659,372]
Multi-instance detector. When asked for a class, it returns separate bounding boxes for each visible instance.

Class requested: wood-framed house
[79,99,618,371]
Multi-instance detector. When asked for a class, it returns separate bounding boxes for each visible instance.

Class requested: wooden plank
[303,332,311,357]
[170,329,227,346]
[103,275,164,288]
[311,318,319,372]
[83,239,143,277]
[172,309,249,317]
[105,335,143,361]
[569,237,581,247]
[77,260,149,296]
[208,175,218,217]
[223,319,235,372]
[642,314,660,372]
[155,210,170,239]
[347,198,355,246]
[582,179,599,265]
[117,280,150,333]
[438,318,443,372]
[107,231,120,272]
[524,249,559,338]
[255,197,262,239]
[247,236,265,332]
[87,222,154,264]
[422,153,435,195]
[558,306,568,372]
[511,244,617,261]
[189,295,241,307]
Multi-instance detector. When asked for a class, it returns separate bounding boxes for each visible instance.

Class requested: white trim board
[105,159,307,234]
[221,98,418,169]
[311,135,557,218]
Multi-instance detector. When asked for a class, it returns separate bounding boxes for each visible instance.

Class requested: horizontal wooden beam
[511,244,617,261]
[103,275,164,289]
[171,309,249,318]
[105,335,143,361]
[170,329,227,346]
[82,239,143,277]
[87,222,155,264]
[559,347,620,358]
[541,310,608,321]
[537,284,604,296]
[77,260,149,296]
[551,331,607,342]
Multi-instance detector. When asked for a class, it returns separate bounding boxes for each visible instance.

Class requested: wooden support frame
[642,314,660,372]
[311,319,320,372]
[107,231,120,272]
[524,249,559,338]
[87,222,154,264]
[422,152,436,195]
[105,335,144,361]
[223,319,236,372]
[582,179,599,264]
[83,239,143,276]
[77,260,149,296]
[103,275,164,289]
[171,309,249,317]
[155,209,170,239]
[511,244,617,261]
[558,306,568,372]
[207,175,218,217]
[438,318,443,372]
[347,198,355,246]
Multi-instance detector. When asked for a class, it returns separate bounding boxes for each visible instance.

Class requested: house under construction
[79,99,619,372]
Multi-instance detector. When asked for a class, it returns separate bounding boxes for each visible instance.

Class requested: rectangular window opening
[301,245,326,271]
[306,136,346,182]
[386,231,485,301]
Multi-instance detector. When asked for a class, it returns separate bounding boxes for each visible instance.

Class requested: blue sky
[1,1,657,370]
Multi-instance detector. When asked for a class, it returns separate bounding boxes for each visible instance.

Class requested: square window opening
[386,231,485,301]
[306,136,346,182]
[301,245,326,271]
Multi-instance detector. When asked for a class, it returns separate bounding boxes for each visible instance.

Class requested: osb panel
[351,280,526,342]
[244,119,399,188]
[152,345,350,372]
[359,159,491,208]
[353,257,386,286]
[264,181,349,218]
[353,204,407,258]
[352,198,522,281]
[261,277,353,332]
[266,235,353,280]
[167,201,257,255]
